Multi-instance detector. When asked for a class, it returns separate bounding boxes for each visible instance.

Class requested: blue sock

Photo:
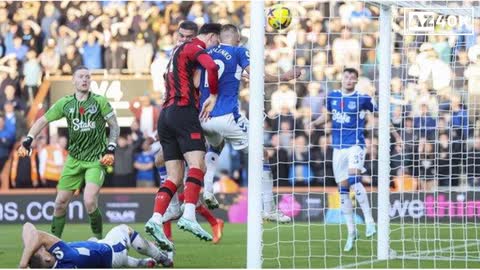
[157,166,167,184]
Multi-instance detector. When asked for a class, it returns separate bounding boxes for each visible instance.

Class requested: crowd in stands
[1,1,480,191]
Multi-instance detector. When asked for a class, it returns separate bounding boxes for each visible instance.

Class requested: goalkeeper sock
[88,208,103,239]
[196,204,218,226]
[352,182,374,224]
[339,187,355,235]
[51,214,66,238]
[183,168,204,220]
[154,180,177,215]
[130,230,166,262]
[262,164,274,213]
[204,148,220,194]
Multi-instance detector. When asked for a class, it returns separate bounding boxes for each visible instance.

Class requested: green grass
[1,223,479,268]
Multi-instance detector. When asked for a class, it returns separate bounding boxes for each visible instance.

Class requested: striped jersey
[45,92,114,162]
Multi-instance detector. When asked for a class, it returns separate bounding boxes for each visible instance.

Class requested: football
[267,4,292,30]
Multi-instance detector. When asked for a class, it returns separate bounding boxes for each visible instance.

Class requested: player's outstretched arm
[19,222,60,268]
[243,66,302,83]
[101,115,120,166]
[18,116,49,158]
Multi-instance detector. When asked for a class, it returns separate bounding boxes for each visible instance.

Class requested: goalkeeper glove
[100,143,116,166]
[18,135,34,157]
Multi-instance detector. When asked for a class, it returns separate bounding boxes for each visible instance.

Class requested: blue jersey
[49,241,113,268]
[326,90,376,149]
[199,44,250,119]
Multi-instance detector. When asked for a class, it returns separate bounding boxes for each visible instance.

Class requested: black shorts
[157,105,206,161]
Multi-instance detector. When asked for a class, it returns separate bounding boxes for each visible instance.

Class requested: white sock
[131,231,168,262]
[127,256,141,267]
[262,165,274,213]
[340,192,355,235]
[169,192,179,207]
[352,182,374,224]
[183,203,196,221]
[151,212,163,224]
[204,150,220,194]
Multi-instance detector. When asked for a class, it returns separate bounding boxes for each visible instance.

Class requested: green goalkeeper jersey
[45,92,114,162]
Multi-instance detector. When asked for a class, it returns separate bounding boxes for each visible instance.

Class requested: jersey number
[52,247,64,260]
[204,60,225,87]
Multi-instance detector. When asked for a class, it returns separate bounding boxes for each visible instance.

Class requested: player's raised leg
[203,145,222,209]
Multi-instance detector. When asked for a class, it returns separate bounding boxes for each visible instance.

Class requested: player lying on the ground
[198,24,301,223]
[19,222,172,268]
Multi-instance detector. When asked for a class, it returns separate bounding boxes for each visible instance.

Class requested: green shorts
[57,155,105,191]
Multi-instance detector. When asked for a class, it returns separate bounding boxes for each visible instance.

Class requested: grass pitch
[0,223,479,268]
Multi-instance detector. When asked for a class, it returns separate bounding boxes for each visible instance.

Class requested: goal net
[255,0,480,268]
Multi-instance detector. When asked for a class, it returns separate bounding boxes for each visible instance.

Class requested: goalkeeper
[18,66,120,240]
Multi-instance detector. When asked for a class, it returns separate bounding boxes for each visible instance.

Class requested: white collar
[341,89,357,96]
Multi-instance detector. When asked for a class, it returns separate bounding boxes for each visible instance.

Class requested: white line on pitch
[334,242,478,269]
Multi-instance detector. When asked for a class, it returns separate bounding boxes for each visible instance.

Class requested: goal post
[377,3,392,261]
[247,0,265,268]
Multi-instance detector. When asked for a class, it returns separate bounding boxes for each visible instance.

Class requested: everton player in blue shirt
[198,24,300,223]
[19,222,172,268]
[312,68,401,251]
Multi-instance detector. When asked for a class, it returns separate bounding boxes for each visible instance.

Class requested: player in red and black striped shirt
[145,23,221,250]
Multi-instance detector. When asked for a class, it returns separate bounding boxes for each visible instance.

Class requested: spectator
[269,84,297,117]
[60,45,82,75]
[135,20,156,47]
[417,139,436,191]
[0,115,13,172]
[134,138,155,187]
[301,81,325,120]
[127,34,153,75]
[267,133,290,185]
[3,101,19,142]
[39,38,60,77]
[10,137,40,188]
[113,131,141,187]
[413,103,437,140]
[332,27,360,70]
[310,135,334,186]
[104,38,127,72]
[20,20,42,54]
[54,25,78,56]
[40,2,59,41]
[79,31,104,69]
[6,36,28,61]
[3,22,19,54]
[129,95,159,138]
[23,50,42,103]
[2,85,26,112]
[467,136,480,187]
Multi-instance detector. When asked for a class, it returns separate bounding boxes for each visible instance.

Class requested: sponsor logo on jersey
[331,109,351,124]
[331,100,337,106]
[72,119,96,132]
[68,107,75,115]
